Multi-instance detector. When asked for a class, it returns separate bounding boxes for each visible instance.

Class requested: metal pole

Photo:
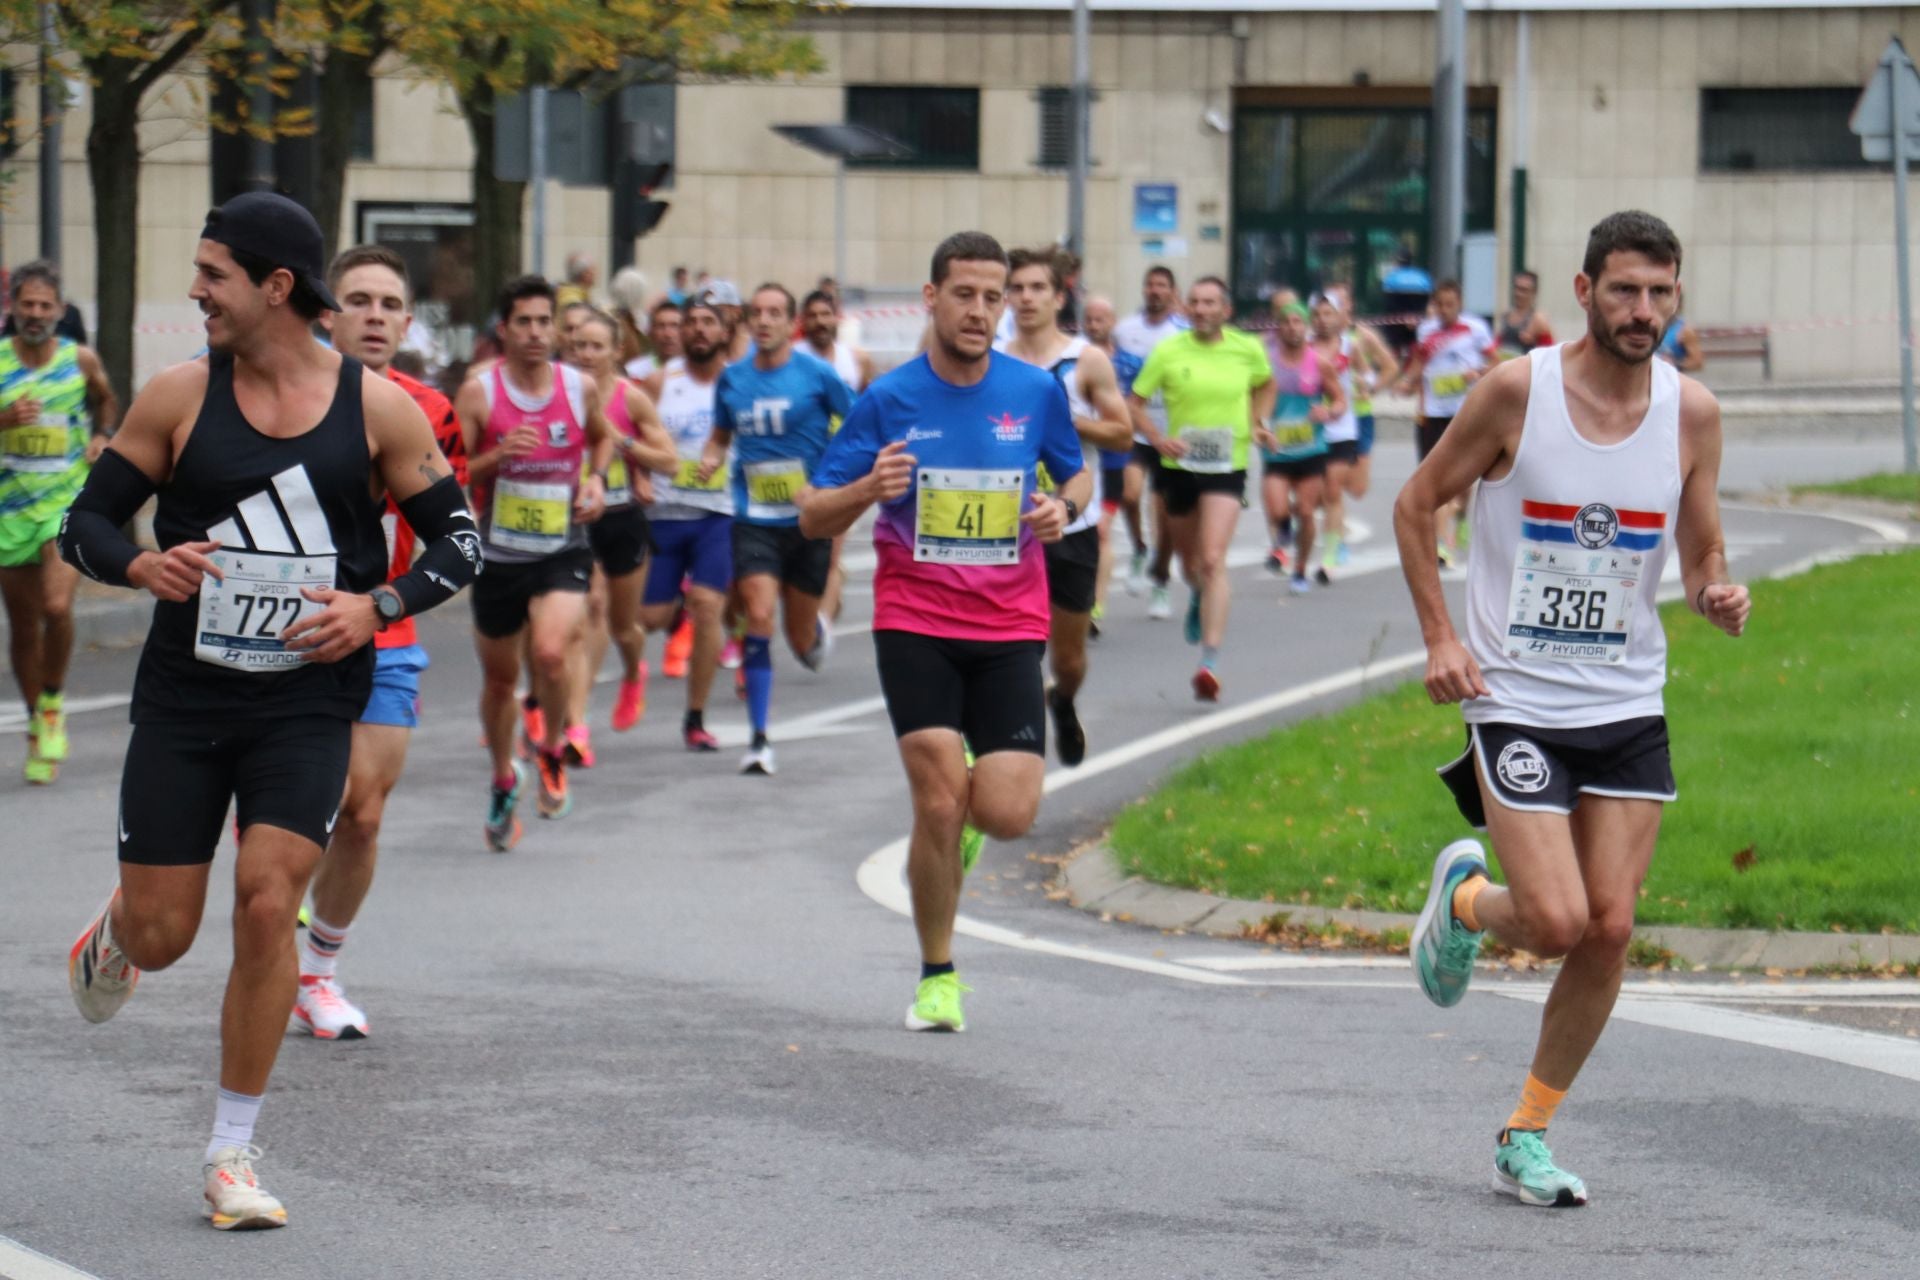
[834,158,846,289]
[1066,0,1091,261]
[530,85,549,276]
[1431,0,1467,282]
[1510,9,1529,280]
[38,2,62,266]
[1892,47,1918,473]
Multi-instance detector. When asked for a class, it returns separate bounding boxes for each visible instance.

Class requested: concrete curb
[1061,844,1920,971]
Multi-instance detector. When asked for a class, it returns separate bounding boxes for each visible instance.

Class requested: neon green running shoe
[960,825,985,876]
[1494,1129,1589,1207]
[904,972,970,1032]
[35,691,69,762]
[24,748,55,786]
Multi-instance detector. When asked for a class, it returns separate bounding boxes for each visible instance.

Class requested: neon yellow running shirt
[1131,328,1271,473]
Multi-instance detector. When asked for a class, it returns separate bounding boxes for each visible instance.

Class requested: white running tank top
[996,334,1103,535]
[1321,334,1359,444]
[649,367,733,520]
[830,341,864,392]
[1462,345,1682,729]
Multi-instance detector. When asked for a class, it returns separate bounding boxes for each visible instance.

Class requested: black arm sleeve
[388,474,483,618]
[59,449,156,588]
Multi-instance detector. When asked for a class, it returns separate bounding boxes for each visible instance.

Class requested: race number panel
[194,550,337,671]
[1178,426,1235,474]
[744,458,806,522]
[0,415,79,473]
[915,467,1022,565]
[1505,500,1664,665]
[489,478,571,555]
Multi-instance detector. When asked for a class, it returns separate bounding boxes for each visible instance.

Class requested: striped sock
[299,914,348,980]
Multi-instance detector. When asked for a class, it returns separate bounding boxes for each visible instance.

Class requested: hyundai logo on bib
[1574,503,1620,550]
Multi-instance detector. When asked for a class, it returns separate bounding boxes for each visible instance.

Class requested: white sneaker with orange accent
[291,975,369,1040]
[203,1145,288,1231]
[68,891,139,1024]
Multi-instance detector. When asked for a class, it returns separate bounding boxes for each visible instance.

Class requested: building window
[1700,87,1871,173]
[845,86,978,171]
[351,74,374,163]
[1035,87,1099,170]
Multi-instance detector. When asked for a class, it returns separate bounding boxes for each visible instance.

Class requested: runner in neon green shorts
[0,261,121,783]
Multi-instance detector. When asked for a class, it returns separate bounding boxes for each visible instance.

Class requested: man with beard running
[996,250,1130,764]
[800,232,1084,1034]
[1400,211,1750,1207]
[287,244,472,1040]
[0,259,119,784]
[458,276,612,844]
[642,297,735,752]
[60,192,478,1227]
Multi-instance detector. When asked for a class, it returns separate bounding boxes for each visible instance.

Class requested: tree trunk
[464,85,526,323]
[314,43,376,254]
[87,71,142,404]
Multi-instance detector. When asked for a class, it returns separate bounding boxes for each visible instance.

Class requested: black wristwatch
[1060,497,1080,524]
[371,585,405,631]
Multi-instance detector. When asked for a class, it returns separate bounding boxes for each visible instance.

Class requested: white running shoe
[740,743,778,776]
[1125,551,1149,597]
[798,617,834,672]
[291,975,369,1040]
[1147,586,1173,620]
[204,1145,288,1231]
[69,890,139,1024]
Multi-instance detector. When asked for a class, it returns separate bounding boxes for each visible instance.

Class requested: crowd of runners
[6,194,1749,1228]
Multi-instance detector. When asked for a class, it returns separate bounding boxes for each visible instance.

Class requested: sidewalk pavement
[1062,844,1920,971]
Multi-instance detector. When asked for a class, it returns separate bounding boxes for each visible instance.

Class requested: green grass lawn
[1792,471,1920,508]
[1110,550,1920,934]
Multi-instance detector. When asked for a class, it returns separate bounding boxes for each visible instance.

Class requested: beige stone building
[6,1,1920,382]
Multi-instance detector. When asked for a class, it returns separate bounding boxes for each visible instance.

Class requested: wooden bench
[1696,325,1771,379]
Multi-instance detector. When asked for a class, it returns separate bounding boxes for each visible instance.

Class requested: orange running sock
[1505,1073,1567,1136]
[1451,874,1488,931]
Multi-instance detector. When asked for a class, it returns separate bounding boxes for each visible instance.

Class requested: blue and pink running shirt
[812,352,1082,642]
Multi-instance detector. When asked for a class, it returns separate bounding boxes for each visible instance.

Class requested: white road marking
[0,692,130,732]
[1724,500,1911,545]
[1495,987,1920,1084]
[1178,954,1412,972]
[0,1235,103,1280]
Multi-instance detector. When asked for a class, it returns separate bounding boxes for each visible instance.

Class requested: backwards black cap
[200,191,341,312]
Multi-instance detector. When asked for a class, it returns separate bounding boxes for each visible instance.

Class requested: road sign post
[1852,36,1920,473]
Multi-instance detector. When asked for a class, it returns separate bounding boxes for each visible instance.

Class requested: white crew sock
[207,1088,263,1162]
[299,914,349,981]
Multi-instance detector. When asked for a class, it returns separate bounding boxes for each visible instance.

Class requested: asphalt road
[2,430,1917,1280]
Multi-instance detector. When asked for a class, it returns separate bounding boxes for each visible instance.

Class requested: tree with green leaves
[386,0,820,319]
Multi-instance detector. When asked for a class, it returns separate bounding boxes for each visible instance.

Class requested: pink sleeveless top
[477,362,589,562]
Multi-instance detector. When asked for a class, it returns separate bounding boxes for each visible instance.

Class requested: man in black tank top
[55,192,479,1230]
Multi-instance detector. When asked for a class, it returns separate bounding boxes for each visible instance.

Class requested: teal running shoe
[1183,591,1202,645]
[960,825,985,875]
[485,762,526,852]
[904,972,970,1032]
[1494,1129,1589,1207]
[1411,838,1488,1007]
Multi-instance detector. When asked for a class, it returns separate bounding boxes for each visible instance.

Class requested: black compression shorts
[117,715,352,864]
[1044,526,1101,614]
[588,506,652,578]
[732,522,833,597]
[470,546,593,639]
[874,630,1046,757]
